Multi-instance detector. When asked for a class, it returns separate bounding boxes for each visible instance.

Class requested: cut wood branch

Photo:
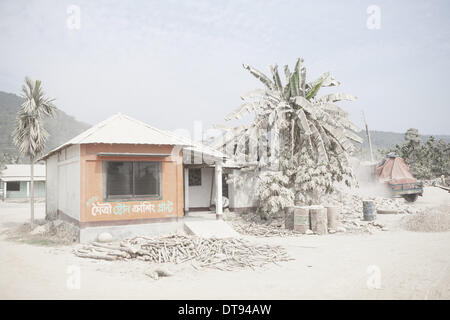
[73,234,293,271]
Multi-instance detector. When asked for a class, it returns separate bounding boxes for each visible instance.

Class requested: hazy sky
[0,0,449,136]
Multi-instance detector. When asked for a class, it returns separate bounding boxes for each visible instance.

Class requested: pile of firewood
[73,234,293,271]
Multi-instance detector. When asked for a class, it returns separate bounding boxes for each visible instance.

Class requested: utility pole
[362,111,374,162]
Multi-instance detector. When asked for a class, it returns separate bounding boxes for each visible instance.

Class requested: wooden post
[285,207,295,230]
[30,157,34,226]
[183,167,189,216]
[309,206,327,235]
[326,206,341,229]
[294,206,310,233]
[215,162,223,219]
[362,111,374,162]
[286,206,312,233]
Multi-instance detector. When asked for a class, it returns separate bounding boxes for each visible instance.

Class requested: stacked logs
[73,234,293,271]
[285,205,342,235]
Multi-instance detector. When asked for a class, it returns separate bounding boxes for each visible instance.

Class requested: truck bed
[389,181,424,197]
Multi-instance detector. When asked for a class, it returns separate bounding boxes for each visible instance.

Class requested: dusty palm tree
[12,77,56,225]
[224,58,362,166]
[221,58,363,205]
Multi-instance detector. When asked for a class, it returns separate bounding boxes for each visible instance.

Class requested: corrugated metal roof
[0,164,46,180]
[40,113,228,161]
[183,142,228,160]
[41,113,192,159]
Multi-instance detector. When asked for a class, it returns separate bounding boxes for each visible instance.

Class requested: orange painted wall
[79,144,184,223]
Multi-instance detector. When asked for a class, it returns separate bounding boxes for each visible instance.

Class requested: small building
[0,164,46,201]
[40,113,227,242]
[183,164,258,213]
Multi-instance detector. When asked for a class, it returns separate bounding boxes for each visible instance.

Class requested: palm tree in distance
[12,77,56,226]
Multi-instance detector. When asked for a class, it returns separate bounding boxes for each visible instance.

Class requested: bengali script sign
[90,200,174,217]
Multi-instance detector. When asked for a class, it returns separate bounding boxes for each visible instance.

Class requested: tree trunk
[284,206,295,230]
[325,206,341,229]
[293,206,310,233]
[30,156,34,226]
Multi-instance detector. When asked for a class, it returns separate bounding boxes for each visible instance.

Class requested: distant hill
[356,130,450,161]
[0,91,90,161]
[1,90,449,163]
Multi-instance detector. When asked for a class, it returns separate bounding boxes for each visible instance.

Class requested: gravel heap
[226,188,429,235]
[321,189,432,233]
[401,205,450,232]
[5,219,79,245]
[323,191,422,216]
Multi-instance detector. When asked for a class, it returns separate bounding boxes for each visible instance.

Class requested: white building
[0,164,46,200]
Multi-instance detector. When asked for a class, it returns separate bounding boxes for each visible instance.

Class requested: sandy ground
[0,187,449,300]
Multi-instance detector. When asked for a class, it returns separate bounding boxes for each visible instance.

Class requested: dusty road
[0,188,449,300]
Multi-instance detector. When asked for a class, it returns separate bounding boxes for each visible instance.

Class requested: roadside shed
[40,113,227,242]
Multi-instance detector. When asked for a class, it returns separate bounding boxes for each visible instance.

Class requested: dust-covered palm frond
[340,117,362,134]
[13,114,49,156]
[296,109,312,135]
[270,65,283,93]
[320,103,349,117]
[316,93,357,104]
[307,72,340,90]
[305,78,324,100]
[242,64,274,90]
[344,129,364,144]
[309,122,329,163]
[224,101,259,121]
[225,89,282,121]
[13,77,56,159]
[322,124,355,152]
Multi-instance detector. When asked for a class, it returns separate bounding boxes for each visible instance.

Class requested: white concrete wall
[188,167,214,208]
[80,221,184,243]
[57,145,80,220]
[228,169,259,209]
[46,154,58,218]
[46,145,81,220]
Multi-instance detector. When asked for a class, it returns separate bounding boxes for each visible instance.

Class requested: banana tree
[221,58,362,204]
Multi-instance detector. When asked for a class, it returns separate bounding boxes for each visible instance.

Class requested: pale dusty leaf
[296,109,312,135]
[344,129,364,143]
[340,117,362,133]
[243,64,274,90]
[321,103,348,117]
[316,93,357,104]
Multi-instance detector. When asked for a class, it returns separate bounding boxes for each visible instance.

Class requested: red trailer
[375,154,423,202]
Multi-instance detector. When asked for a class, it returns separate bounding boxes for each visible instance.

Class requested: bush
[255,171,294,219]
